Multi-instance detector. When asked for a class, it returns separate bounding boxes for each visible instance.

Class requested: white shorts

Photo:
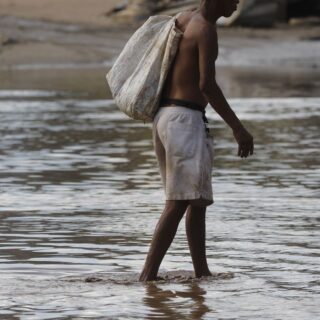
[152,105,214,207]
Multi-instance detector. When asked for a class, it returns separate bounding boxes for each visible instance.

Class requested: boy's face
[220,0,239,17]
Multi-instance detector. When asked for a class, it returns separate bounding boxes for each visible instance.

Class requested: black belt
[160,98,210,132]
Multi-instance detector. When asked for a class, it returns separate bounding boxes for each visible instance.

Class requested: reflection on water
[143,281,212,319]
[0,89,319,319]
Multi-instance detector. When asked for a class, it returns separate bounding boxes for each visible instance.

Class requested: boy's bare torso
[161,10,218,109]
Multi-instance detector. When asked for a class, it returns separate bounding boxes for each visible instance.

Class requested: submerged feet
[138,269,213,282]
[195,270,212,278]
[138,272,164,282]
[139,276,164,282]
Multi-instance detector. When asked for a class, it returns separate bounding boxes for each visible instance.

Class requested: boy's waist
[159,98,209,130]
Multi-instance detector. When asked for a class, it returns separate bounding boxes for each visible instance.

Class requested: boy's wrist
[232,122,244,133]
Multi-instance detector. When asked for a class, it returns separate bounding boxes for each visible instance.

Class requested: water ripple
[0,91,319,319]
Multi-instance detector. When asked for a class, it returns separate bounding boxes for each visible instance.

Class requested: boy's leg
[185,205,212,278]
[139,200,189,282]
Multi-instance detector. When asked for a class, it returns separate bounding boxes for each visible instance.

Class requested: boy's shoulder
[188,14,217,41]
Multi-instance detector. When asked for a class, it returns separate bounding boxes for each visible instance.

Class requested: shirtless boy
[139,0,254,282]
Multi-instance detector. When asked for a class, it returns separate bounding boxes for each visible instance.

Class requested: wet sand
[1,13,320,101]
[62,270,234,285]
[0,2,320,72]
[0,0,119,26]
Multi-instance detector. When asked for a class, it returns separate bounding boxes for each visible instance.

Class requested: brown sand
[0,0,119,26]
[0,0,319,75]
[61,270,235,284]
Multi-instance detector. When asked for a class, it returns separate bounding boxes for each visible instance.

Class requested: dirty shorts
[152,105,214,207]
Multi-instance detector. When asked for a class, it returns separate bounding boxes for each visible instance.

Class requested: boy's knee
[166,200,189,213]
[189,198,212,208]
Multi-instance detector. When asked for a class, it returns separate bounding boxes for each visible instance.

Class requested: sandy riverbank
[0,0,119,26]
[0,0,319,97]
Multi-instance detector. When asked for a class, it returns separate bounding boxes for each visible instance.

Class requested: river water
[0,62,319,319]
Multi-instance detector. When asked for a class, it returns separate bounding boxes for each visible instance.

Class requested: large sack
[106,13,183,122]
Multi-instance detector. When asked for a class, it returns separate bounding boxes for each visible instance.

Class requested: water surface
[0,87,319,319]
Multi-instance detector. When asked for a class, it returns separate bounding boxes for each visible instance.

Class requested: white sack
[106,14,183,122]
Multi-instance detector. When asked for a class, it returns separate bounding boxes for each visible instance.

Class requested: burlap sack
[106,13,183,122]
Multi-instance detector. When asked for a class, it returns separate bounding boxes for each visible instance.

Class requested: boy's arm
[197,25,254,158]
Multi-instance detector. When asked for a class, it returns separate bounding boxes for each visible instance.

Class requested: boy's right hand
[233,126,254,158]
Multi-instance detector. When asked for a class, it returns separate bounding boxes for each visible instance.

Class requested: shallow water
[0,85,319,319]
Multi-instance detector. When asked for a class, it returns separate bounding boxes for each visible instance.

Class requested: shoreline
[1,14,319,71]
[0,2,319,98]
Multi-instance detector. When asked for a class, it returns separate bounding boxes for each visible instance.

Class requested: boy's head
[201,0,239,18]
[220,0,240,17]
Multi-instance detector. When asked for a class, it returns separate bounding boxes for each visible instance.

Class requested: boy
[139,0,254,282]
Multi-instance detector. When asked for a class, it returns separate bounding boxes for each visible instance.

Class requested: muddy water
[0,76,319,319]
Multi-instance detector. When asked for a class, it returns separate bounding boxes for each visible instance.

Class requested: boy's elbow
[199,81,212,96]
[199,80,218,96]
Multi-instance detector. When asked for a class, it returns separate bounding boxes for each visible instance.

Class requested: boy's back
[161,10,217,109]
